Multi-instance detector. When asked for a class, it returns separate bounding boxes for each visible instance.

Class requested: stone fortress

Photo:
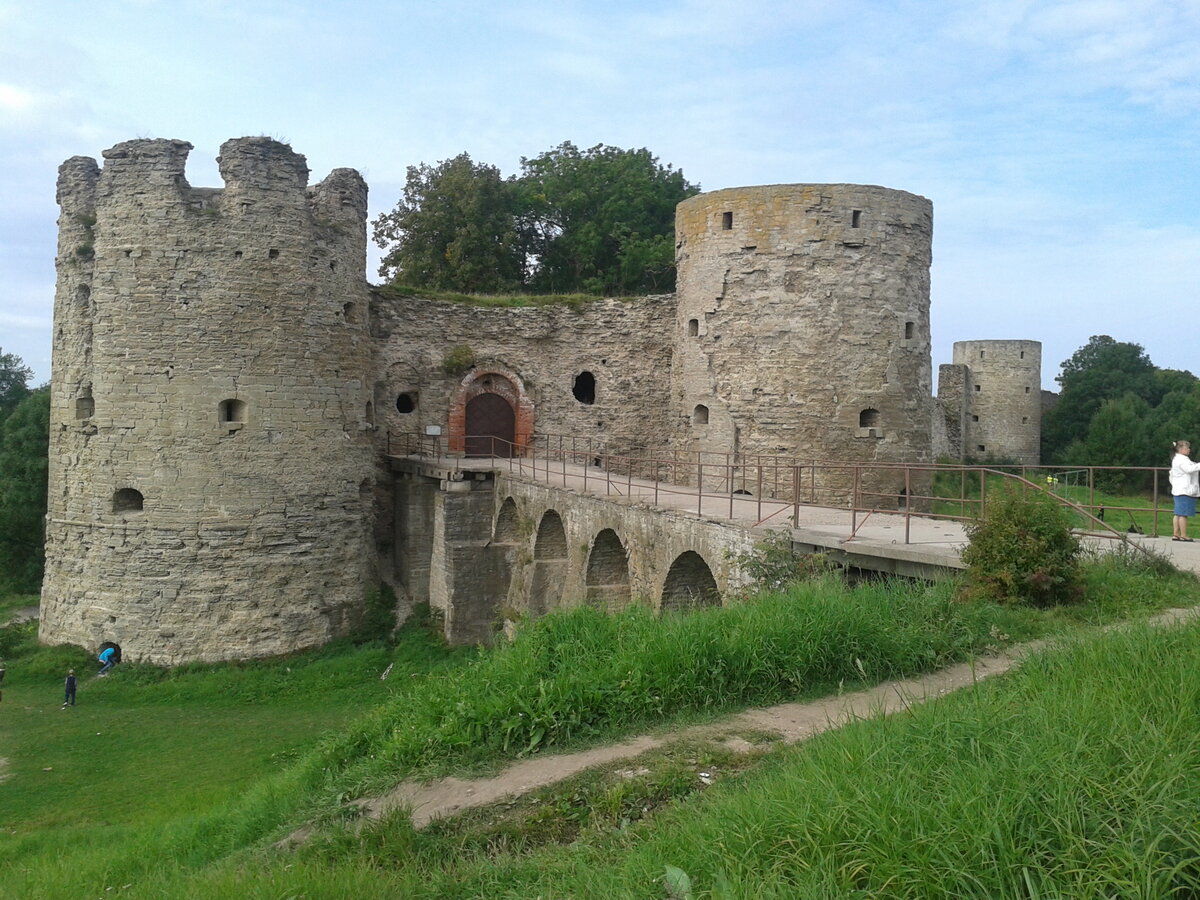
[39,137,1041,664]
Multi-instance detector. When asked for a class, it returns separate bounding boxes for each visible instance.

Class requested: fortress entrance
[465,393,516,457]
[448,366,534,457]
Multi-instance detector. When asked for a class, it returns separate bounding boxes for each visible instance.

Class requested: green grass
[307,576,1037,800]
[931,470,1175,536]
[0,592,36,623]
[377,282,638,309]
[0,609,468,899]
[1,555,1196,899]
[333,618,1200,900]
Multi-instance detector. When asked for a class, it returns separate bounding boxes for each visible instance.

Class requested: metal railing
[386,430,1169,550]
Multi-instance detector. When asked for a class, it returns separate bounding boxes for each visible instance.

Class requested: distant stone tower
[671,184,935,497]
[40,138,376,664]
[939,340,1042,464]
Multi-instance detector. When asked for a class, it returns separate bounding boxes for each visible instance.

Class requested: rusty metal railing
[385,430,1170,551]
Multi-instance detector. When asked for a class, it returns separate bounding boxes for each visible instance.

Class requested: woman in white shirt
[1169,440,1200,541]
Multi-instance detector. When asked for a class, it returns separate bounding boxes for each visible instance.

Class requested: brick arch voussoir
[447,364,535,454]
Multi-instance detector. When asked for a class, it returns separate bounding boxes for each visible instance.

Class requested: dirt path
[358,645,1038,829]
[0,757,9,785]
[295,605,1200,839]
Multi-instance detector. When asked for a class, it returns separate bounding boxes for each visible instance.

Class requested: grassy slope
[0,617,467,899]
[364,620,1200,899]
[2,558,1195,899]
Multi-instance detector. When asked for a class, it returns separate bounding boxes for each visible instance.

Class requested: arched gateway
[447,367,534,458]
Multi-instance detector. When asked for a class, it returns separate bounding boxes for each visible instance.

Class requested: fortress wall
[41,138,377,664]
[952,340,1042,463]
[672,184,935,501]
[371,293,675,458]
[935,363,969,460]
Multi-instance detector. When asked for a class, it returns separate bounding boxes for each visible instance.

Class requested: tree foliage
[0,386,49,594]
[0,347,33,425]
[373,154,523,292]
[1040,335,1200,484]
[372,142,698,296]
[516,142,697,295]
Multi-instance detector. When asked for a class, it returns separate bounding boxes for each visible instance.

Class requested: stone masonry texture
[40,137,1041,662]
[42,138,377,664]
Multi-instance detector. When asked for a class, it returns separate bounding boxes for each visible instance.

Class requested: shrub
[962,485,1082,607]
[441,345,476,376]
[727,530,833,594]
[354,584,399,645]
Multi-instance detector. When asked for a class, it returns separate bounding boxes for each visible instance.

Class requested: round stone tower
[40,137,377,664]
[671,184,935,498]
[952,340,1042,464]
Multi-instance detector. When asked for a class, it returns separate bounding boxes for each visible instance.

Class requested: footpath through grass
[2,555,1195,899]
[297,615,1200,899]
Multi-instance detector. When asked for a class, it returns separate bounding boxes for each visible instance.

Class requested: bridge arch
[494,496,521,543]
[530,509,568,614]
[585,528,631,612]
[660,550,721,613]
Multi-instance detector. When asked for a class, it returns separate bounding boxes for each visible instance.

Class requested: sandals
[1172,537,1195,542]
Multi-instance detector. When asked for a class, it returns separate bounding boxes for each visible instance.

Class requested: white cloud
[0,83,36,112]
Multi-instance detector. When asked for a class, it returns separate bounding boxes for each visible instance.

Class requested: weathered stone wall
[494,475,756,615]
[389,467,757,644]
[43,135,1018,663]
[371,293,675,459]
[41,138,377,664]
[671,185,935,502]
[934,363,969,460]
[952,340,1042,464]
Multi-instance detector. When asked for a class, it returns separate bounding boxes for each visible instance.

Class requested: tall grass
[313,576,1026,797]
[2,556,1194,899]
[407,619,1200,899]
[201,619,1200,900]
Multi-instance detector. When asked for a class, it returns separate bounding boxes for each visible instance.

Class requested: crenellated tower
[40,137,376,664]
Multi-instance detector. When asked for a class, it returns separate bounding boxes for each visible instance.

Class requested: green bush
[354,584,399,645]
[962,485,1082,607]
[727,529,833,593]
[441,344,476,376]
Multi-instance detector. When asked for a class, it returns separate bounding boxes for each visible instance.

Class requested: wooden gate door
[465,393,516,457]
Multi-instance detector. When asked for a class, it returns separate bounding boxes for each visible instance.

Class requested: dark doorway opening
[573,371,596,405]
[98,641,123,664]
[465,393,516,457]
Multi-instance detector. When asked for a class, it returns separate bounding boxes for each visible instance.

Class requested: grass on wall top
[374,283,642,310]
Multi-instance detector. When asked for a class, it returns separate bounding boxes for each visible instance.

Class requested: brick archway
[448,367,535,455]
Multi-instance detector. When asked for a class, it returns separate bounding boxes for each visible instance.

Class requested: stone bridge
[389,451,1200,646]
[390,459,758,644]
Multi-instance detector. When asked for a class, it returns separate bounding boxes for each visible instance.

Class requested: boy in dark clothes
[62,669,76,708]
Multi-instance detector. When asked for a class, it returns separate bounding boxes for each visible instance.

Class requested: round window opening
[396,393,416,414]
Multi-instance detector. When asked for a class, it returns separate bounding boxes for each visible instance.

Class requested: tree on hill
[515,142,699,295]
[1063,393,1157,490]
[1041,336,1161,461]
[1041,336,1200,479]
[0,386,49,594]
[372,142,698,296]
[0,347,33,426]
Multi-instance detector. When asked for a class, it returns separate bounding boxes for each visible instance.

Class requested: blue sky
[2,0,1197,386]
